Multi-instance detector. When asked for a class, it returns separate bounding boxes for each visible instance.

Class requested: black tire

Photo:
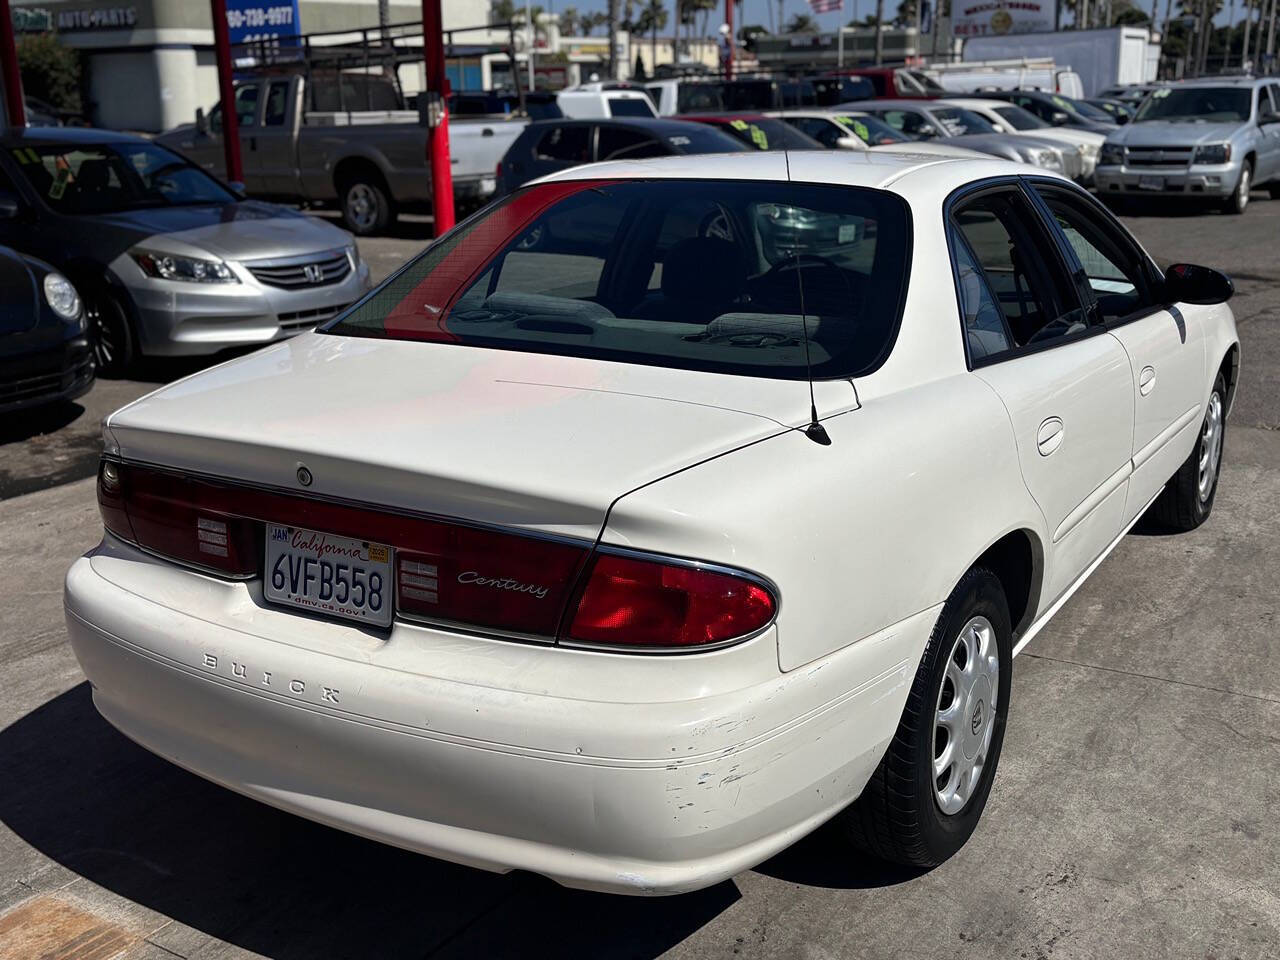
[1150,371,1227,531]
[339,174,396,236]
[1222,160,1253,215]
[85,284,135,378]
[1268,182,1280,200]
[842,567,1013,867]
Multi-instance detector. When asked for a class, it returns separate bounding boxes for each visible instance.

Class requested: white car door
[1027,181,1206,526]
[949,182,1135,602]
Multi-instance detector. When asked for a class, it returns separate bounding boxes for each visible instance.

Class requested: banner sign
[953,0,1053,37]
[225,0,301,45]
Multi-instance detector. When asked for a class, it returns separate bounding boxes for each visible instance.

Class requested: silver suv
[1095,77,1280,213]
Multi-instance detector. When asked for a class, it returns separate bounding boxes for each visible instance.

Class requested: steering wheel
[754,253,855,314]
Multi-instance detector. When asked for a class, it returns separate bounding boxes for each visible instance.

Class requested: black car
[496,117,750,194]
[0,207,92,413]
[971,90,1118,133]
[1087,97,1135,125]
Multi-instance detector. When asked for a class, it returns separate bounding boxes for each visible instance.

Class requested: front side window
[234,84,259,128]
[1031,185,1155,322]
[596,127,665,160]
[8,142,237,214]
[264,81,289,126]
[873,109,935,139]
[950,190,1083,355]
[328,179,912,380]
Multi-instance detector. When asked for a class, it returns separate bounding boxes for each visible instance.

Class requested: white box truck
[961,27,1158,98]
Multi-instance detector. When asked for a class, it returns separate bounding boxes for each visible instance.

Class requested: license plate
[480,176,496,193]
[1138,175,1164,191]
[837,223,859,244]
[265,524,393,627]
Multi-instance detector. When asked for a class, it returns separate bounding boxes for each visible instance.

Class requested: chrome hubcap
[933,615,1000,816]
[1198,390,1224,503]
[347,184,377,230]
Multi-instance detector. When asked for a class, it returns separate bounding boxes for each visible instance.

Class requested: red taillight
[395,530,586,636]
[566,553,776,649]
[97,460,776,650]
[99,461,258,576]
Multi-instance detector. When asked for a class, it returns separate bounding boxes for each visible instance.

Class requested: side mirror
[916,126,938,140]
[195,107,209,135]
[1164,263,1233,305]
[1114,113,1130,125]
[1050,110,1070,126]
[226,180,246,197]
[0,192,19,219]
[834,135,861,150]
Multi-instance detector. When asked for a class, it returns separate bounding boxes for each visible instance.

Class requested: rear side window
[608,97,653,117]
[328,179,913,380]
[535,126,590,162]
[950,190,1084,357]
[597,127,665,160]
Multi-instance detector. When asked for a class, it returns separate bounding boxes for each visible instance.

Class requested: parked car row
[0,125,371,403]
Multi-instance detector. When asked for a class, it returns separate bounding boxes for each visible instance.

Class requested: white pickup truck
[156,73,527,235]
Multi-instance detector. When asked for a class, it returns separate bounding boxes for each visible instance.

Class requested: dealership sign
[225,0,301,44]
[953,1,1053,36]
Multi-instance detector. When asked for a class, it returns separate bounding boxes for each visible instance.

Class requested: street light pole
[422,0,455,235]
[209,0,243,183]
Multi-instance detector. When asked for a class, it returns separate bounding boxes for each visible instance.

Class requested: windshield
[9,141,237,214]
[835,113,908,145]
[992,105,1048,131]
[1133,86,1253,123]
[929,107,998,136]
[327,179,911,380]
[710,117,821,150]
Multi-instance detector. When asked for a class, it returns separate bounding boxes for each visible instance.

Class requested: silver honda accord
[0,127,372,374]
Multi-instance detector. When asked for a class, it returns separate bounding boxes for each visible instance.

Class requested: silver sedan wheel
[933,615,1000,816]
[1198,390,1224,503]
[345,183,379,232]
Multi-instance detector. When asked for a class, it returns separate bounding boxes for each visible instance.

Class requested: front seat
[637,236,747,325]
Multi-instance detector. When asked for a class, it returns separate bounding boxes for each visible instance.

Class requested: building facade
[12,0,497,131]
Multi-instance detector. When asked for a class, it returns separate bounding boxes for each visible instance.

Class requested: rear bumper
[64,540,934,895]
[1095,163,1239,197]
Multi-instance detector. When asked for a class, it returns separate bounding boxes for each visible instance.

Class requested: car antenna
[784,150,831,447]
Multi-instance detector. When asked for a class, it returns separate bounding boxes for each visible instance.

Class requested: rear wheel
[1223,161,1252,214]
[85,285,135,378]
[842,567,1012,867]
[1150,371,1226,531]
[340,175,396,236]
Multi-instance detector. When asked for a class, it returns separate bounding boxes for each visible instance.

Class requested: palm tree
[560,5,581,36]
[786,12,819,31]
[636,0,669,72]
[490,0,527,111]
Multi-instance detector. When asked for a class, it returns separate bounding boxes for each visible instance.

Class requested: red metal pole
[209,0,243,182]
[725,0,735,80]
[422,0,455,235]
[0,0,26,127]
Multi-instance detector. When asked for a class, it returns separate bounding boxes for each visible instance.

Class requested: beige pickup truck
[156,73,527,235]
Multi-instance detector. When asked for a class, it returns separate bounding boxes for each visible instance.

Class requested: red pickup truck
[829,67,945,99]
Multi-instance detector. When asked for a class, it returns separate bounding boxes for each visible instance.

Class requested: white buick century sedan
[65,152,1238,895]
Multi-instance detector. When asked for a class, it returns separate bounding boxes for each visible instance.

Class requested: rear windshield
[327,179,911,380]
[709,117,821,151]
[608,97,654,117]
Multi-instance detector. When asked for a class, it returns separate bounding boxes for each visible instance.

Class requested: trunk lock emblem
[296,463,313,487]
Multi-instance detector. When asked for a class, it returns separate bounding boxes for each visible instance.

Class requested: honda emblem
[303,264,324,283]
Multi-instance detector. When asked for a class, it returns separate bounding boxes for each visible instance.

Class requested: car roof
[680,112,772,122]
[523,116,707,133]
[844,99,930,110]
[1,125,152,146]
[532,149,1037,196]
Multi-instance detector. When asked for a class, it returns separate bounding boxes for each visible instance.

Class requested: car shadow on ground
[0,400,86,445]
[0,683,924,958]
[308,211,440,243]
